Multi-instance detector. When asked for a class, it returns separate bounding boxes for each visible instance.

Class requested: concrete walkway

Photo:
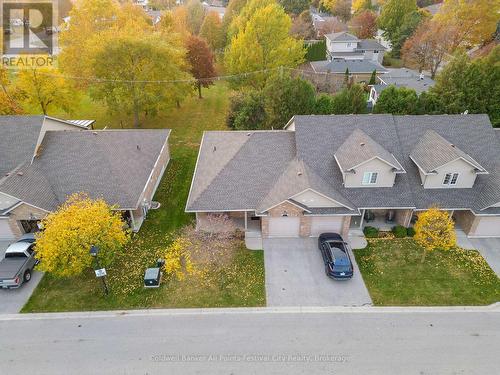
[264,238,372,307]
[469,238,500,278]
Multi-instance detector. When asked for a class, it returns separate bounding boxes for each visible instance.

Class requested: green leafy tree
[390,9,428,57]
[331,84,367,114]
[90,33,191,128]
[226,90,267,129]
[416,91,444,115]
[378,0,417,55]
[314,93,335,114]
[369,69,377,85]
[263,73,317,128]
[200,11,225,52]
[224,3,305,87]
[279,0,310,15]
[186,35,216,98]
[373,86,418,115]
[34,193,129,278]
[431,47,500,126]
[227,0,275,40]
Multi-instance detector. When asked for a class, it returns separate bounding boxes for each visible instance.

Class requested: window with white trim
[443,173,459,186]
[362,172,378,185]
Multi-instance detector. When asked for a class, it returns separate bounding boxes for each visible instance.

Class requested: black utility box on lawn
[144,267,162,288]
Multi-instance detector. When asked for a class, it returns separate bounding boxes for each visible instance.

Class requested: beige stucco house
[0,115,170,240]
[186,115,500,247]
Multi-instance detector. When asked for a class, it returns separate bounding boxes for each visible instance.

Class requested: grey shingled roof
[375,68,435,95]
[357,39,386,51]
[325,32,359,42]
[187,114,500,214]
[0,130,170,210]
[186,131,296,211]
[0,116,44,177]
[311,59,388,74]
[256,159,356,213]
[410,129,486,173]
[396,115,499,213]
[335,129,404,172]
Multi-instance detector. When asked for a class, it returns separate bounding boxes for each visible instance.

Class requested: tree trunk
[420,250,427,264]
[198,82,202,99]
[133,97,140,128]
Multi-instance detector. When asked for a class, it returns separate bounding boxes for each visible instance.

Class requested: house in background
[310,59,387,84]
[325,32,386,64]
[0,116,170,240]
[368,68,435,106]
[186,114,500,249]
[308,31,388,84]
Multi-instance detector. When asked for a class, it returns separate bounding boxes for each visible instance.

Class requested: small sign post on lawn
[89,245,109,295]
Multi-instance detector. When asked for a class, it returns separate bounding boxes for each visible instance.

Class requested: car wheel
[23,270,32,283]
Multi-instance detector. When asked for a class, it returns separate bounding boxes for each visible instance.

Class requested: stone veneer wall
[395,209,413,227]
[453,210,479,235]
[262,201,307,238]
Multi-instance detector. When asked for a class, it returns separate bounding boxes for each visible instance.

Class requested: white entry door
[0,219,15,240]
[268,217,300,238]
[310,217,344,237]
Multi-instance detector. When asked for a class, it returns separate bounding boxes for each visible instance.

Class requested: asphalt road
[1,306,499,375]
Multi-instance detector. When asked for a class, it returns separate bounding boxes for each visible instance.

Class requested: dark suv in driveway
[318,233,353,280]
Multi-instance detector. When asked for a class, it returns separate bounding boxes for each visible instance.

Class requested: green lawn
[354,239,500,306]
[22,84,267,312]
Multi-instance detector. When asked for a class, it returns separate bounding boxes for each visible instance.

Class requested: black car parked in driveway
[318,233,354,280]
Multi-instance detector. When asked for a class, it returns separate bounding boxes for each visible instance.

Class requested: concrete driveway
[469,238,500,278]
[263,238,372,307]
[0,240,43,313]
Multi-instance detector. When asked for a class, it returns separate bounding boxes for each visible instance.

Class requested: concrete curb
[1,303,499,321]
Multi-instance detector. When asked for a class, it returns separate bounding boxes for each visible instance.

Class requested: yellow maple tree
[162,237,196,281]
[435,0,500,46]
[35,193,129,277]
[414,207,457,256]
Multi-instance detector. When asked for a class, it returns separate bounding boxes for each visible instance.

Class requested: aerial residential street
[1,306,499,375]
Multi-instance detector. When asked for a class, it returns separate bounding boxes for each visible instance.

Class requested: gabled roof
[410,129,487,174]
[256,159,355,214]
[0,129,170,211]
[188,114,500,214]
[0,115,44,177]
[335,129,405,172]
[325,32,359,42]
[186,131,296,211]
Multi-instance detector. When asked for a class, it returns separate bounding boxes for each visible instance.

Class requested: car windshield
[331,247,351,270]
[5,252,27,258]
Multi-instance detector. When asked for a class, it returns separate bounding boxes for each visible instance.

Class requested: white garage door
[0,219,15,240]
[473,216,500,237]
[268,217,300,238]
[310,217,344,237]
